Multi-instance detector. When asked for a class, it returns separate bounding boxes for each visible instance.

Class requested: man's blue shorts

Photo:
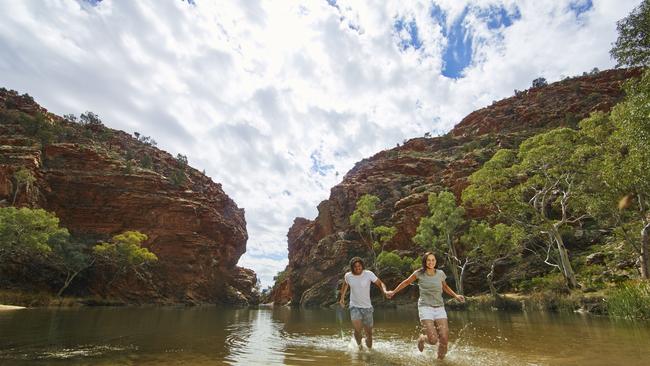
[350,307,373,327]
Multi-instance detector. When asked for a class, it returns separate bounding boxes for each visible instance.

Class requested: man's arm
[373,278,388,296]
[339,279,349,307]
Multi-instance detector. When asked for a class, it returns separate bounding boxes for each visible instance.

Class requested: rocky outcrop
[0,88,257,305]
[268,68,642,307]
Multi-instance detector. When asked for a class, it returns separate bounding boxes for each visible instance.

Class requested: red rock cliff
[268,68,642,307]
[0,89,257,305]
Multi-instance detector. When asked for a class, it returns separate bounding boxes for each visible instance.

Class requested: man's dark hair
[349,257,364,271]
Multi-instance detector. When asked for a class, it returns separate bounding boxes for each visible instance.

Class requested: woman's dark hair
[349,257,364,271]
[420,252,436,272]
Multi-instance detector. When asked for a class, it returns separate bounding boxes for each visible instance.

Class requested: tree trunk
[551,224,579,288]
[57,272,76,297]
[640,222,649,280]
[487,261,498,297]
[446,233,463,295]
[12,183,20,206]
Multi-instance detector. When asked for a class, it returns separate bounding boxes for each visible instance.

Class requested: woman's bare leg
[434,318,449,360]
[418,319,438,352]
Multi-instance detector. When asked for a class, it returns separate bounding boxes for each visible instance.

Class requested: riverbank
[445,292,608,315]
[0,290,128,308]
[3,287,644,321]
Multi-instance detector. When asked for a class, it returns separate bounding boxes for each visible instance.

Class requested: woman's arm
[386,272,418,298]
[442,281,465,302]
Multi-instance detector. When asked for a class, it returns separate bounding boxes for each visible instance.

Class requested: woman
[386,252,465,360]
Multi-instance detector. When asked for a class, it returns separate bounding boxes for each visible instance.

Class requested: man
[338,257,388,349]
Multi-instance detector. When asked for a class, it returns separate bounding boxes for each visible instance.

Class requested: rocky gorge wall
[268,68,643,307]
[0,89,257,305]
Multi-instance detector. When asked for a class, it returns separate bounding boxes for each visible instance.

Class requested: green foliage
[0,207,69,257]
[462,149,518,214]
[273,269,288,283]
[411,255,422,271]
[140,154,153,170]
[608,71,650,197]
[610,0,650,67]
[350,194,380,238]
[372,225,397,252]
[133,132,157,147]
[577,72,650,278]
[606,281,650,320]
[462,221,523,260]
[170,154,189,187]
[376,251,415,275]
[93,231,158,267]
[518,272,568,294]
[462,126,595,288]
[12,167,36,205]
[18,112,58,145]
[79,111,103,127]
[176,154,188,166]
[413,191,465,253]
[170,169,186,187]
[532,77,548,88]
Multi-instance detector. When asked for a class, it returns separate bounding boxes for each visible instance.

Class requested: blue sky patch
[439,7,472,79]
[428,4,520,79]
[395,18,423,51]
[310,151,334,176]
[569,0,593,17]
[479,5,521,29]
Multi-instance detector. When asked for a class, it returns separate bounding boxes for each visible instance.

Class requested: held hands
[455,295,465,303]
[385,290,395,299]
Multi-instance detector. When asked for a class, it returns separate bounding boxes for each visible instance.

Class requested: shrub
[518,272,568,293]
[606,281,650,320]
[376,251,415,275]
[532,77,548,88]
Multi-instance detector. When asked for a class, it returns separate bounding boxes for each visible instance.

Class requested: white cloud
[0,0,638,287]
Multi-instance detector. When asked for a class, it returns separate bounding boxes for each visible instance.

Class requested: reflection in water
[0,306,649,365]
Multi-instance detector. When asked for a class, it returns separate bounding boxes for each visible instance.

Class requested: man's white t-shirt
[344,270,378,308]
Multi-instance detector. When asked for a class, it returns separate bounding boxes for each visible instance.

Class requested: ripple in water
[1,344,137,362]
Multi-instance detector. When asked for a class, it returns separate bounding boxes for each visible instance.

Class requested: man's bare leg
[418,320,438,352]
[363,325,373,349]
[351,320,363,349]
[434,319,449,360]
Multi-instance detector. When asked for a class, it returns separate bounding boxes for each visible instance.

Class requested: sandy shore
[0,304,25,310]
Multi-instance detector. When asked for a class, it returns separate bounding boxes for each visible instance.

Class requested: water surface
[1,306,649,365]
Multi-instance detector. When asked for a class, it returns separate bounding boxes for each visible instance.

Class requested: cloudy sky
[0,0,639,287]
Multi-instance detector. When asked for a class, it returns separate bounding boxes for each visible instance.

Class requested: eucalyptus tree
[610,0,650,67]
[463,128,596,288]
[462,221,524,296]
[414,191,471,294]
[578,74,650,279]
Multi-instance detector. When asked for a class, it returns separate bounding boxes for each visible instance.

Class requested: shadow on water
[1,306,649,365]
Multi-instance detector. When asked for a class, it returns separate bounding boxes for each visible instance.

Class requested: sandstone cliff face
[0,89,257,305]
[268,68,642,307]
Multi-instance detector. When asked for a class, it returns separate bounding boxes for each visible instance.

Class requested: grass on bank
[606,281,650,320]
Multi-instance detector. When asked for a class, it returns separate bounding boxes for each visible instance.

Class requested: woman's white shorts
[418,306,447,321]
